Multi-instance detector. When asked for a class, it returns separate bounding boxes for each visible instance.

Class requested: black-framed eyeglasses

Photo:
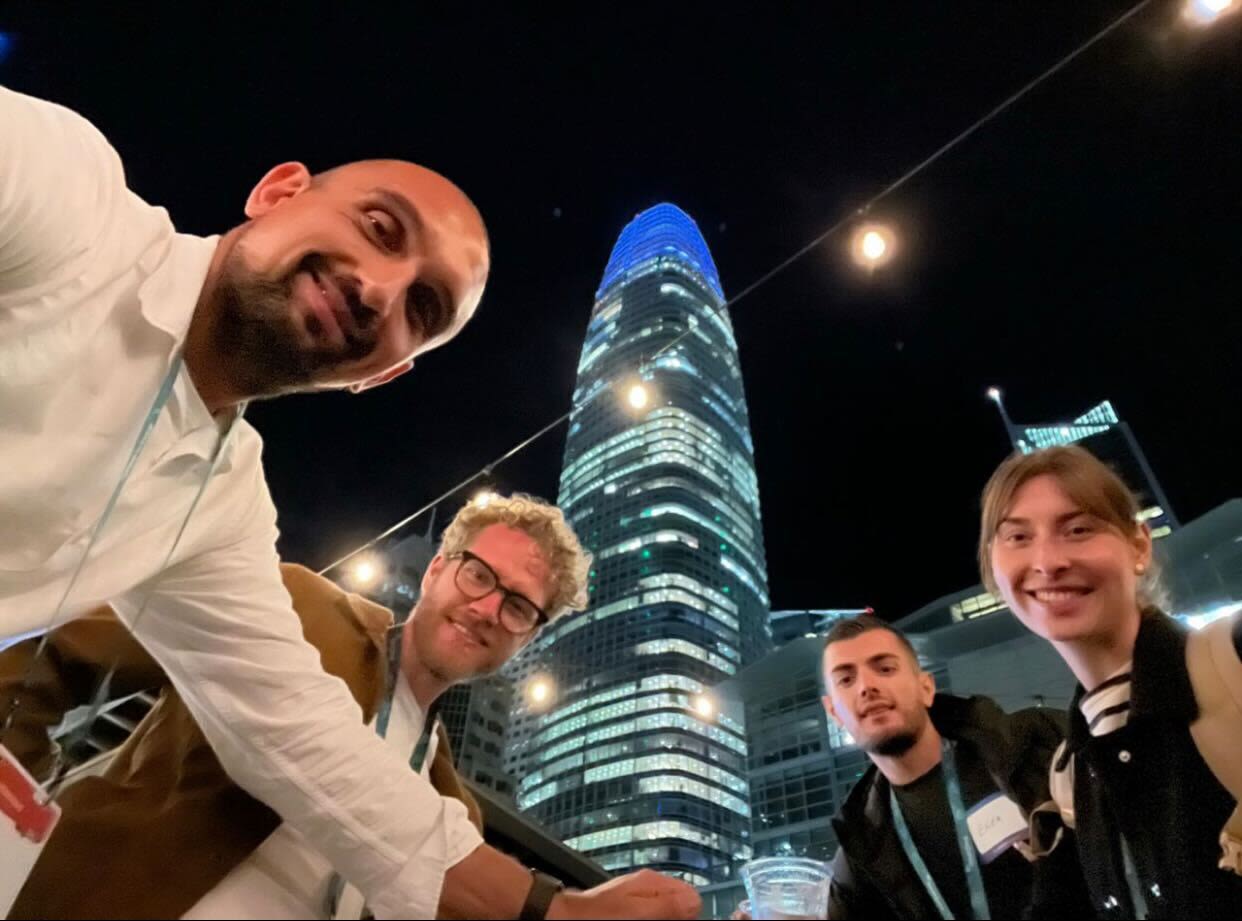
[449,550,548,634]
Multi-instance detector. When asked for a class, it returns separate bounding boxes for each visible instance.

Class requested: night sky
[4,2,1238,619]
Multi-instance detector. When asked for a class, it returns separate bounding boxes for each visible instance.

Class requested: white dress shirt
[0,86,482,918]
[183,678,444,920]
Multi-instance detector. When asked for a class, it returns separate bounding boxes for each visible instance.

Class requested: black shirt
[892,751,1034,920]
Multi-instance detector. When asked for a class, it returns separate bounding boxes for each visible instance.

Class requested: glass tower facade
[513,203,771,886]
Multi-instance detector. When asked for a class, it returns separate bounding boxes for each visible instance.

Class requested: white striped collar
[1079,662,1133,737]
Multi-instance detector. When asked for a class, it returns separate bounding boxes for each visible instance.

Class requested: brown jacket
[0,564,481,920]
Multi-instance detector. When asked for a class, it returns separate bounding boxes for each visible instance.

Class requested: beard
[209,249,378,399]
[865,730,920,757]
[410,598,504,685]
[858,704,929,757]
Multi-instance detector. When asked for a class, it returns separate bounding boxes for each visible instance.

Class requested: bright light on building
[472,489,498,508]
[986,387,1002,402]
[850,223,897,269]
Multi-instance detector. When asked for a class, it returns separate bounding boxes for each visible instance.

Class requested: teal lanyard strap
[891,786,956,920]
[889,740,992,921]
[376,626,438,770]
[2,355,208,745]
[942,739,991,921]
[374,626,404,740]
[49,387,244,791]
[18,356,183,658]
[324,629,436,918]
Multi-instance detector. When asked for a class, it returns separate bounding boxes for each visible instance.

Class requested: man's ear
[822,694,843,726]
[245,162,313,219]
[918,669,936,709]
[349,360,414,394]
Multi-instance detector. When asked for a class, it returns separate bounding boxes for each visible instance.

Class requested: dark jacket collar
[832,694,1061,864]
[1065,610,1197,755]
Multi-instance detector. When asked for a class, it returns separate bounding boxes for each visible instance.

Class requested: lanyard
[2,356,240,762]
[42,355,187,637]
[889,739,992,921]
[324,628,437,919]
[377,626,438,771]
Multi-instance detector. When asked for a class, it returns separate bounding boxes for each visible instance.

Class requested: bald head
[313,160,488,261]
[200,156,490,404]
[309,159,490,341]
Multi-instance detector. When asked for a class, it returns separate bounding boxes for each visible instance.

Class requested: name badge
[966,792,1027,863]
[1,743,61,916]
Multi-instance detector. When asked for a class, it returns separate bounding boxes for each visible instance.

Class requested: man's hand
[547,868,702,920]
[729,900,752,920]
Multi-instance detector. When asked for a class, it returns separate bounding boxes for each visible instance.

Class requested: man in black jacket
[821,615,1088,919]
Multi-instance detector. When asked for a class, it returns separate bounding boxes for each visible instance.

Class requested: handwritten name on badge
[966,793,1027,864]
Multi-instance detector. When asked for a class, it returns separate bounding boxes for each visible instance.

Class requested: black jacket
[1062,612,1242,919]
[829,694,1089,919]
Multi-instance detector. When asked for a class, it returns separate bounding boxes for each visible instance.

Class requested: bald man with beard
[0,87,698,920]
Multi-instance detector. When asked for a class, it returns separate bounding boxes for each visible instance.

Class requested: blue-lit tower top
[597,203,725,300]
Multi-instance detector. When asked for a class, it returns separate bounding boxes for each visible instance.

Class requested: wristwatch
[519,870,565,921]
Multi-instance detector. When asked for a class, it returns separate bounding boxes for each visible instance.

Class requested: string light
[850,223,897,270]
[693,694,717,720]
[526,674,556,709]
[349,553,383,589]
[627,382,650,410]
[861,231,887,261]
[319,0,1155,579]
[1184,0,1235,25]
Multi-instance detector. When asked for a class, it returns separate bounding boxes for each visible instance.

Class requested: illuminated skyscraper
[990,397,1178,538]
[512,203,770,886]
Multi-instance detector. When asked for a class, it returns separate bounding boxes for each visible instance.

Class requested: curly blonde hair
[438,493,592,620]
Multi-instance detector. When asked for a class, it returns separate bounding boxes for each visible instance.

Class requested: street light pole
[986,386,1021,451]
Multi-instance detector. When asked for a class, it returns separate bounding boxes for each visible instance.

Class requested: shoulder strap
[1018,739,1076,861]
[1186,614,1242,875]
[1187,614,1242,798]
[1048,738,1076,829]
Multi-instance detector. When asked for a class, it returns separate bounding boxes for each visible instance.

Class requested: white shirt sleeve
[113,499,484,919]
[0,85,129,295]
[444,796,486,866]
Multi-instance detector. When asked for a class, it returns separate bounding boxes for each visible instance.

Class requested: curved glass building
[513,203,771,886]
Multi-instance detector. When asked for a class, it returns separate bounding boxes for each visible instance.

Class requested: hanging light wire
[320,0,1154,577]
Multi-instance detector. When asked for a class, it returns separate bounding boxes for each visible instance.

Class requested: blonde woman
[979,446,1242,919]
